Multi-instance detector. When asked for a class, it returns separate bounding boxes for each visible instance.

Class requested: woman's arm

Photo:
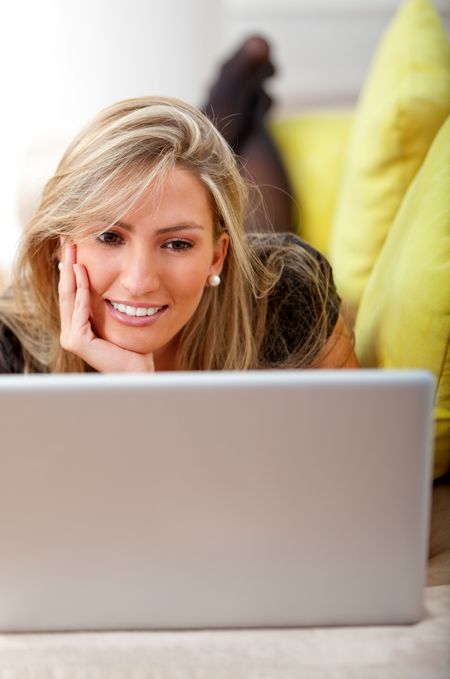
[310,314,360,369]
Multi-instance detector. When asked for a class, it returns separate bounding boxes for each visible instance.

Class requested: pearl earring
[208,274,221,287]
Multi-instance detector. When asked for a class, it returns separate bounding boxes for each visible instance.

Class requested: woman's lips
[106,299,168,326]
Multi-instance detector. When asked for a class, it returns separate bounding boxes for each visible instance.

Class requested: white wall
[223,0,450,111]
[0,0,224,274]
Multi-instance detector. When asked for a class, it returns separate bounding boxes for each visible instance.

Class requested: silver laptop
[0,369,434,632]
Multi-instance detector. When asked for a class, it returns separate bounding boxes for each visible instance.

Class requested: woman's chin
[112,336,157,355]
[92,317,180,362]
[94,326,157,356]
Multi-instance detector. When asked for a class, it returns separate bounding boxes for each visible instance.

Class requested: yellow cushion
[355,115,450,480]
[270,112,353,256]
[330,0,450,308]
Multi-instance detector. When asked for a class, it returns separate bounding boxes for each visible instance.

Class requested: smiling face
[74,167,229,369]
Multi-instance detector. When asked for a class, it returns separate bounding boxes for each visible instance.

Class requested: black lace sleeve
[0,322,25,373]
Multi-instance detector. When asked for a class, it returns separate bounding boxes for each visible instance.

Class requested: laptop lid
[0,369,435,631]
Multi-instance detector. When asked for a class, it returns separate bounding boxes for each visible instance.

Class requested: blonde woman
[0,96,357,373]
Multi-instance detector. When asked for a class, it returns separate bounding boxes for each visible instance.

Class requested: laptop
[0,369,434,632]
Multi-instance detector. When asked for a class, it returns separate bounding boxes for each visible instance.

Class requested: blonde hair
[0,96,338,373]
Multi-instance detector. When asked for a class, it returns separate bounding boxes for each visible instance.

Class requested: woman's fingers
[60,261,96,356]
[59,239,94,354]
[58,242,77,345]
[72,263,93,336]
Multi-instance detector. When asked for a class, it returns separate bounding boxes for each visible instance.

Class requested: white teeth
[110,301,162,317]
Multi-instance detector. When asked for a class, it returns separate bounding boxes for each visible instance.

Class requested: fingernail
[58,261,63,272]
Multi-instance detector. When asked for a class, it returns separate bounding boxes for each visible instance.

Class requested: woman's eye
[96,231,123,246]
[164,239,193,251]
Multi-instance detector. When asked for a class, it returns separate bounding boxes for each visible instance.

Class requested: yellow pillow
[270,112,353,257]
[355,115,450,480]
[330,0,450,308]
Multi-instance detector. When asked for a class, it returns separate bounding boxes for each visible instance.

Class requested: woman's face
[74,167,229,367]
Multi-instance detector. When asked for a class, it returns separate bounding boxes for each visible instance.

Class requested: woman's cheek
[179,260,210,293]
[77,248,117,293]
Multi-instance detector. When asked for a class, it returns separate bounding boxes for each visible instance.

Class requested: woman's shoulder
[0,320,25,373]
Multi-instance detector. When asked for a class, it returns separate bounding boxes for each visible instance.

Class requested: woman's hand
[58,242,155,372]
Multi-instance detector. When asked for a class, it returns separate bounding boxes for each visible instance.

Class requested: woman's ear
[209,233,230,277]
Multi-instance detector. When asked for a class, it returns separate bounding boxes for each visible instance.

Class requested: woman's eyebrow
[156,223,205,235]
[114,220,205,234]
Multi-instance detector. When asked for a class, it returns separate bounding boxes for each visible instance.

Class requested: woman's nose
[120,248,160,297]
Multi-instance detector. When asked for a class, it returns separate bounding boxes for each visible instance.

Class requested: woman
[0,96,357,373]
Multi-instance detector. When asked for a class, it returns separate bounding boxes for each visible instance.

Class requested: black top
[0,234,339,374]
[0,323,25,374]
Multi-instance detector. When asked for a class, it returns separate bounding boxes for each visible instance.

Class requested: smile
[109,301,164,317]
[106,299,168,327]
